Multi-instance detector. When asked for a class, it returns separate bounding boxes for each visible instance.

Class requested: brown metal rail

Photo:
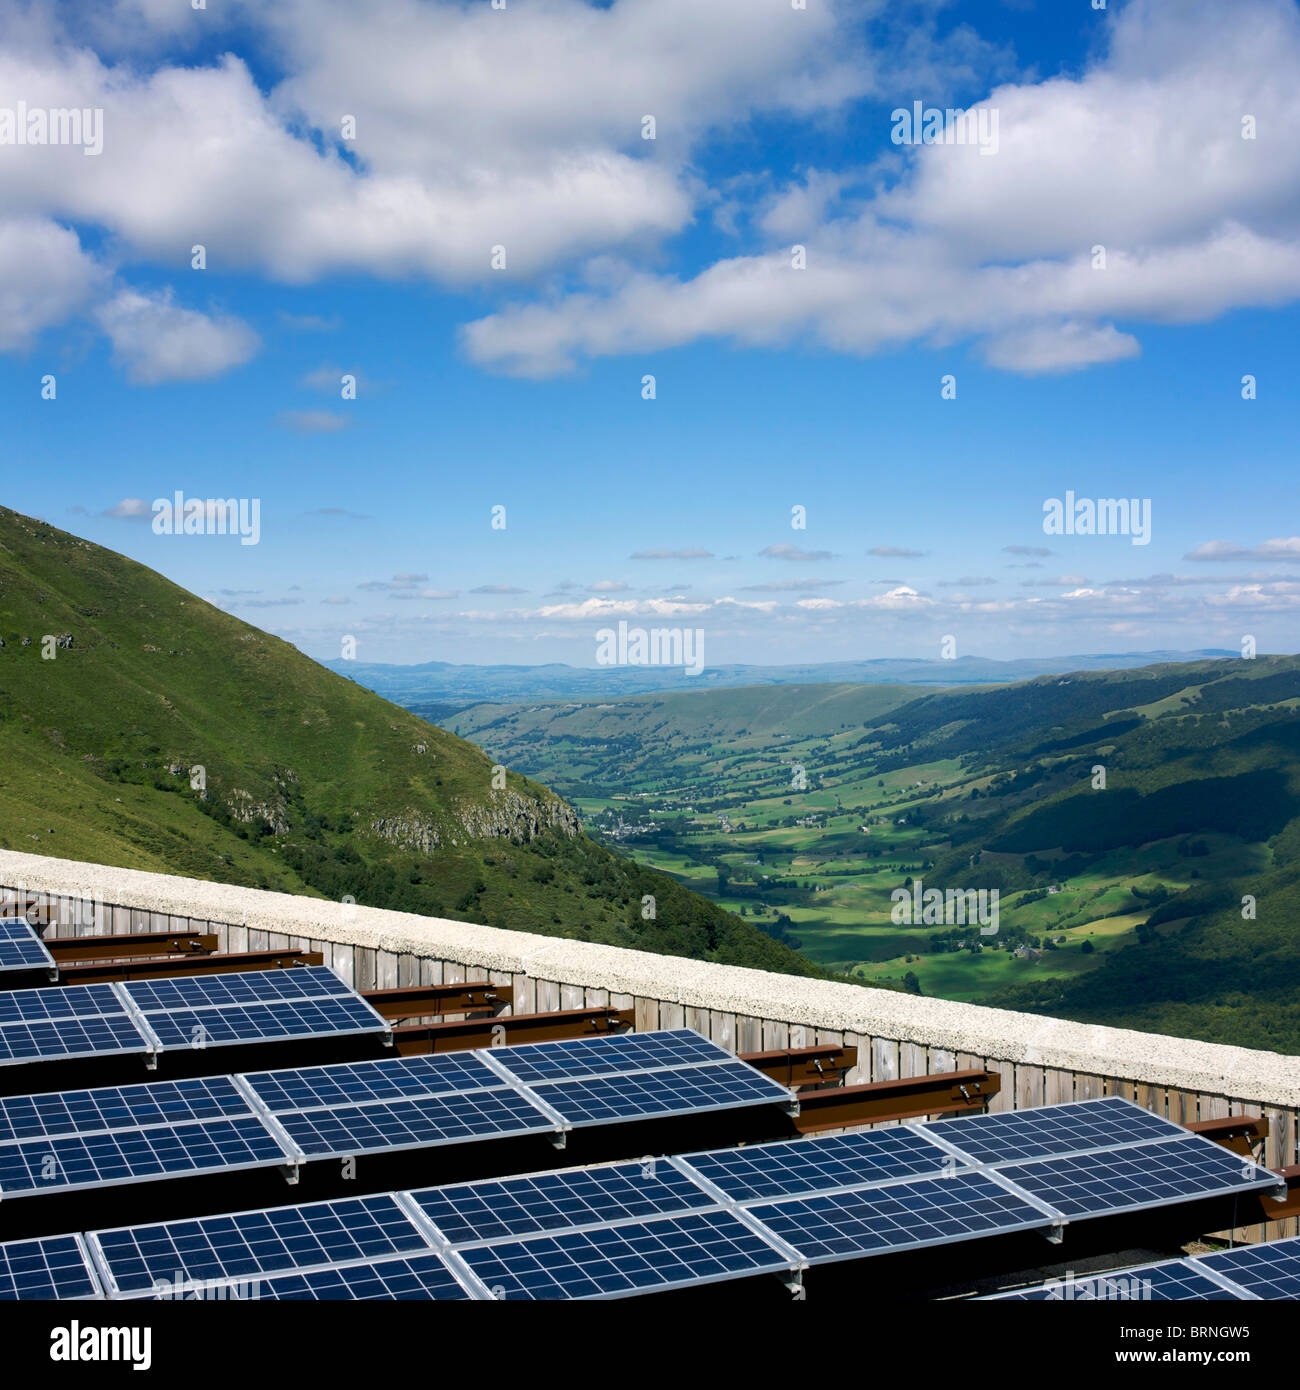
[391,1006,633,1055]
[360,982,513,1022]
[739,1044,857,1089]
[1185,1114,1271,1157]
[789,1068,1001,1133]
[44,931,219,961]
[54,948,324,985]
[1254,1165,1300,1221]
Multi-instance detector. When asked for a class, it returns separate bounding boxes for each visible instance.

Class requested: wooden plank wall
[19,887,1300,1242]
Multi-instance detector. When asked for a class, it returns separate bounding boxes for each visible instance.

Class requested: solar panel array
[0,1075,295,1198]
[11,1094,1277,1302]
[986,1233,1300,1301]
[236,1028,796,1162]
[0,1029,796,1206]
[0,966,391,1069]
[0,919,55,975]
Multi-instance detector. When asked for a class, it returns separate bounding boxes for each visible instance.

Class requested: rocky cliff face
[368,788,580,852]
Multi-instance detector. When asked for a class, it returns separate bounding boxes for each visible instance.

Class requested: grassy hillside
[0,506,821,977]
[443,683,921,797]
[432,658,1300,1052]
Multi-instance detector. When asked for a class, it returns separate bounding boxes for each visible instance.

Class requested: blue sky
[2,0,1299,666]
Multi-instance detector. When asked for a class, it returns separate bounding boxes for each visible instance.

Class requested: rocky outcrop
[368,789,579,852]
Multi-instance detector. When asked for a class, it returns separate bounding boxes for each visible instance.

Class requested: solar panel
[120,966,352,1014]
[987,1259,1248,1301]
[1200,1236,1300,1299]
[0,1075,250,1143]
[411,1159,717,1247]
[679,1125,963,1202]
[0,983,127,1024]
[89,1194,432,1296]
[744,1169,1053,1264]
[488,1028,733,1083]
[141,994,388,1050]
[0,1115,290,1197]
[528,1059,795,1128]
[456,1209,798,1300]
[0,919,55,974]
[0,1234,103,1300]
[225,1253,472,1302]
[0,1012,150,1066]
[271,1088,560,1158]
[923,1096,1187,1165]
[241,1051,504,1113]
[993,1135,1283,1221]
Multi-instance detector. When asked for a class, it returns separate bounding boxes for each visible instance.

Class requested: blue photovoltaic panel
[489,1028,733,1084]
[0,1075,250,1143]
[986,1261,1246,1301]
[0,1012,148,1066]
[0,1235,102,1301]
[0,1115,288,1196]
[228,1253,471,1302]
[530,1059,793,1128]
[747,1170,1051,1264]
[242,1051,503,1114]
[994,1135,1280,1220]
[142,994,387,1049]
[0,983,125,1024]
[272,1088,557,1158]
[995,1135,1281,1221]
[925,1096,1187,1165]
[458,1209,795,1300]
[121,966,352,1014]
[90,1194,431,1295]
[1200,1236,1300,1299]
[681,1126,961,1202]
[0,919,54,973]
[411,1160,716,1247]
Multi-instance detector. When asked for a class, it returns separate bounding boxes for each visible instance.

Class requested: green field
[440,657,1300,1050]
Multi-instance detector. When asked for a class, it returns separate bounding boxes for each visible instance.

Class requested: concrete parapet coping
[1,849,1295,1108]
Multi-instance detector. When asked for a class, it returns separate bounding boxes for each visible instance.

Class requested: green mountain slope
[441,683,923,798]
[0,506,820,976]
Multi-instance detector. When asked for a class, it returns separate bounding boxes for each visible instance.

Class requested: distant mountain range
[326,651,1241,710]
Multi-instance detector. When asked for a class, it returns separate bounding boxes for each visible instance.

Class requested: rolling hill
[428,658,1300,1051]
[0,506,820,976]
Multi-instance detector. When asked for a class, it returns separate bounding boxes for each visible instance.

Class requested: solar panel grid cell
[0,1235,101,1301]
[489,1028,732,1083]
[926,1096,1187,1165]
[989,1261,1246,1301]
[121,966,351,1014]
[0,920,54,973]
[0,1075,249,1143]
[143,995,386,1049]
[529,1059,793,1127]
[0,1115,289,1195]
[1200,1236,1300,1299]
[680,1125,962,1202]
[0,1012,148,1065]
[411,1160,717,1247]
[0,983,126,1024]
[458,1209,796,1300]
[237,1253,471,1302]
[745,1169,1053,1263]
[272,1087,558,1157]
[91,1195,431,1294]
[241,1051,503,1113]
[994,1135,1280,1220]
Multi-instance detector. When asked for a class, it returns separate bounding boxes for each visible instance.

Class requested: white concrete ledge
[2,849,1296,1108]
